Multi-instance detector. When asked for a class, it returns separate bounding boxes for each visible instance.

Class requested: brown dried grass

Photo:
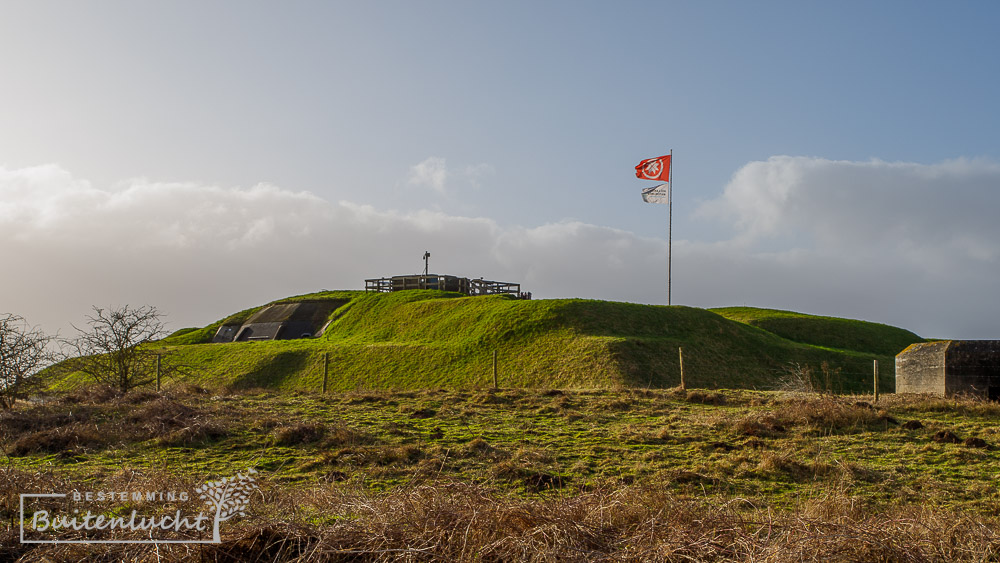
[9,478,1000,562]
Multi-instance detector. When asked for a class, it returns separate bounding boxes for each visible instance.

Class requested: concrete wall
[212,324,241,343]
[896,340,1000,398]
[895,341,948,395]
[945,340,1000,399]
[212,299,350,343]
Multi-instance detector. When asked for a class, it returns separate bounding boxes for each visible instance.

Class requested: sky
[2,1,1000,340]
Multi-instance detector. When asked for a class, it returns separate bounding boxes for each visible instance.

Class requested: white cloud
[2,158,1000,342]
[692,156,1000,337]
[699,156,1000,263]
[408,157,449,193]
[406,157,494,193]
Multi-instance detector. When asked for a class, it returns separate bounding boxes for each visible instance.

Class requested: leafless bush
[776,362,818,392]
[0,313,57,409]
[64,305,168,393]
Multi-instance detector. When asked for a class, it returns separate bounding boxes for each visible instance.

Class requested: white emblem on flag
[640,159,662,179]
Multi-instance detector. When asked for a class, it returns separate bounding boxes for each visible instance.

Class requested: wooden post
[678,347,685,390]
[873,359,879,403]
[322,351,329,394]
[155,354,161,392]
[493,350,498,389]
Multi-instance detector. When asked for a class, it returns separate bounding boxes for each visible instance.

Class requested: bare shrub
[65,304,168,393]
[0,313,57,409]
[777,362,818,392]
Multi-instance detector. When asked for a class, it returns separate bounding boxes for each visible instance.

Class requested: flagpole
[668,149,673,306]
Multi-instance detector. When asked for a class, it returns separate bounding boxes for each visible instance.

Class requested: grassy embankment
[49,291,924,394]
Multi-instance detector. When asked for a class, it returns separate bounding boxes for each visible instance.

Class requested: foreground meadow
[3,386,1000,561]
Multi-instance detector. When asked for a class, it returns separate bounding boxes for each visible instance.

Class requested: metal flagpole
[668,149,673,306]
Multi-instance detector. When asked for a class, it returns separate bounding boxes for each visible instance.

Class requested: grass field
[4,385,1000,560]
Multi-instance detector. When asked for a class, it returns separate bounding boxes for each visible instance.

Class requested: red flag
[635,155,671,182]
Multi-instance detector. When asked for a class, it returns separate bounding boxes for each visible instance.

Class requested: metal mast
[668,149,673,306]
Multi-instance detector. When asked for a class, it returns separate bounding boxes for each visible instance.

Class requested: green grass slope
[710,307,924,356]
[49,292,925,393]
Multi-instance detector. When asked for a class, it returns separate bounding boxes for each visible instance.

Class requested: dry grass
[6,473,1000,562]
[8,386,1000,560]
[1,391,231,455]
[272,422,327,446]
[732,394,897,436]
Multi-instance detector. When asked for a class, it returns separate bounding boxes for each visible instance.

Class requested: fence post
[679,347,685,391]
[156,354,161,392]
[322,351,329,394]
[493,350,498,389]
[873,359,879,403]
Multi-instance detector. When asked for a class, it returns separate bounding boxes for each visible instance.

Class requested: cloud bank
[694,156,1000,337]
[2,157,999,340]
[0,164,663,337]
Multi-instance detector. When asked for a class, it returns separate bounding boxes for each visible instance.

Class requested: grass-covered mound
[48,292,924,393]
[160,290,366,346]
[710,307,924,356]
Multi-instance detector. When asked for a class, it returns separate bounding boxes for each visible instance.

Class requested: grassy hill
[49,291,925,393]
[710,307,924,356]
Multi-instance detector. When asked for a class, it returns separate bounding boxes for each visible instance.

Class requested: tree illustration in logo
[195,468,259,542]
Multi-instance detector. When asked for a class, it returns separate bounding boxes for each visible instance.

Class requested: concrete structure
[212,299,349,343]
[896,340,1000,398]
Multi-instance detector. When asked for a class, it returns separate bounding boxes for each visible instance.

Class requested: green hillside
[50,292,925,394]
[710,307,924,356]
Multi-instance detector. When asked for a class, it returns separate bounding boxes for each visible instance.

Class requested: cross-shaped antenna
[423,251,430,275]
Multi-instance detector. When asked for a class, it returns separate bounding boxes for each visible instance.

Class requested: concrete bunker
[895,340,1000,399]
[212,299,349,343]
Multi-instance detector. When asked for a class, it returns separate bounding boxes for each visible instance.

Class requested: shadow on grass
[229,350,310,390]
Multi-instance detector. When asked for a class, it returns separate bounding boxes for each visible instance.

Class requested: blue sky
[2,2,1000,339]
